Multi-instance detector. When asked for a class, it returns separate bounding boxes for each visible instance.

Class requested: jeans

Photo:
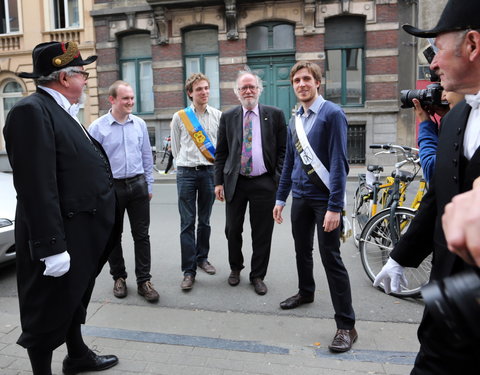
[176,166,215,276]
[109,174,152,285]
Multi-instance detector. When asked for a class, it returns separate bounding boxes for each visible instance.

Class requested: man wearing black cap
[374,0,480,373]
[3,41,119,374]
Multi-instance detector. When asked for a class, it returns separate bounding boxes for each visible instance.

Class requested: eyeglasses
[238,85,258,93]
[70,69,89,80]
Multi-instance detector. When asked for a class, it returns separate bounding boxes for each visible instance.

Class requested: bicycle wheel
[352,183,372,248]
[358,207,432,297]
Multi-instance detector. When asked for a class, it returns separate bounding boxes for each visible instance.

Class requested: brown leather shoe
[113,278,127,298]
[279,293,314,309]
[328,328,358,353]
[137,281,159,303]
[251,278,268,295]
[198,261,216,275]
[228,270,241,286]
[181,275,195,290]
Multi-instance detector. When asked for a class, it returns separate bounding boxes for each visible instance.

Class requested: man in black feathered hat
[3,41,119,374]
[374,0,480,374]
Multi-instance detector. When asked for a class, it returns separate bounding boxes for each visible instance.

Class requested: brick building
[92,0,419,166]
[1,0,444,170]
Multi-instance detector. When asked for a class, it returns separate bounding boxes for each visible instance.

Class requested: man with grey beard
[214,70,286,295]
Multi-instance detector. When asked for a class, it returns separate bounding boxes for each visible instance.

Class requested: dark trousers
[411,309,480,374]
[225,174,276,281]
[291,197,355,329]
[109,175,152,284]
[165,152,174,173]
[176,166,215,276]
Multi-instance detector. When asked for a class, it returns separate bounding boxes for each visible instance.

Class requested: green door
[248,55,296,123]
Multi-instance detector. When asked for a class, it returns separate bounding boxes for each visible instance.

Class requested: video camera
[400,43,448,109]
[422,269,480,343]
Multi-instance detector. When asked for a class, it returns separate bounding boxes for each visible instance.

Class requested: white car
[0,172,16,266]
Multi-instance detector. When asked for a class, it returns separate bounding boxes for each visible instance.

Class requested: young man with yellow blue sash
[170,73,222,290]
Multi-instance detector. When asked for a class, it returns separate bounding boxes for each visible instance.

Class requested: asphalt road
[0,179,425,324]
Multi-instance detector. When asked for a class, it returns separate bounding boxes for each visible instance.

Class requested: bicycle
[352,144,424,247]
[357,144,431,297]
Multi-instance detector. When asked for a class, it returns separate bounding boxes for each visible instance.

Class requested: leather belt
[114,174,143,183]
[178,165,213,171]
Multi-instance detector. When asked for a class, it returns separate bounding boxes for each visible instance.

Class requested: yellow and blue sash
[178,106,216,163]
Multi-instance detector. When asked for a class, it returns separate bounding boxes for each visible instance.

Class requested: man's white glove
[40,251,71,277]
[373,257,407,294]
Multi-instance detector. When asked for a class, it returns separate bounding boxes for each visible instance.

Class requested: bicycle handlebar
[369,144,419,153]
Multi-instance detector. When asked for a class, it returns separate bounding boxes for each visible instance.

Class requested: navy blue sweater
[276,100,349,212]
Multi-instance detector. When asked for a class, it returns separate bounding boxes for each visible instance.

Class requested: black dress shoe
[251,278,268,295]
[279,293,314,310]
[228,270,241,286]
[328,328,358,353]
[63,349,119,374]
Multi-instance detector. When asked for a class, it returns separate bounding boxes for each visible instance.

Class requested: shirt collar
[243,104,259,117]
[296,95,325,117]
[38,85,78,117]
[190,103,212,115]
[107,109,133,125]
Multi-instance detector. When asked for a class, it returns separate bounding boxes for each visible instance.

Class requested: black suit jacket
[3,88,117,350]
[214,104,287,202]
[391,100,478,280]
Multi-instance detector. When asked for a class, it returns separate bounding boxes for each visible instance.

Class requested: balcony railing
[45,29,82,44]
[0,34,22,52]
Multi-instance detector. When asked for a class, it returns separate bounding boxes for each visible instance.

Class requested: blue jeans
[176,166,215,276]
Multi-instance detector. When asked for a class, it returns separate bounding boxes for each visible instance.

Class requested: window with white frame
[0,0,19,34]
[0,79,23,151]
[120,33,154,114]
[325,15,365,106]
[51,0,79,29]
[183,28,220,108]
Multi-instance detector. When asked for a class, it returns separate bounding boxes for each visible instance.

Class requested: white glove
[373,257,408,294]
[40,251,71,277]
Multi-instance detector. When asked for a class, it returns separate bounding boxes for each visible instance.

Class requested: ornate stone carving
[153,7,169,45]
[225,0,238,40]
[304,0,316,35]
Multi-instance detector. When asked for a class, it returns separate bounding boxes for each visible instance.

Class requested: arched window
[325,16,365,106]
[247,22,294,52]
[0,79,23,151]
[183,28,220,108]
[119,33,154,114]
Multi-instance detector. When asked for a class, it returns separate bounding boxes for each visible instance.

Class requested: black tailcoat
[3,88,117,350]
[390,100,480,373]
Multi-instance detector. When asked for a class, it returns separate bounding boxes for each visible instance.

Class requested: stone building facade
[0,0,98,170]
[92,0,423,166]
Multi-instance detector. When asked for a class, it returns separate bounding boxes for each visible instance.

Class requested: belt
[178,165,213,171]
[114,174,143,183]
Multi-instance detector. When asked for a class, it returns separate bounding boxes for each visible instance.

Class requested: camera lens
[422,270,480,342]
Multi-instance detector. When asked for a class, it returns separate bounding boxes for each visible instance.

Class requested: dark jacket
[3,88,117,350]
[214,104,287,202]
[391,100,477,281]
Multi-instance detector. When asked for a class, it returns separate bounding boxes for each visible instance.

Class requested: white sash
[295,114,331,189]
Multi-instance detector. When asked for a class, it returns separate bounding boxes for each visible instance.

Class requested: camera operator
[414,90,464,182]
[373,0,480,373]
[443,176,480,267]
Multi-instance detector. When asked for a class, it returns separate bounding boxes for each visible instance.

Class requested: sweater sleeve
[326,108,349,212]
[417,120,439,183]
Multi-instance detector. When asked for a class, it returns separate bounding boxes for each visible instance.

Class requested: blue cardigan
[276,100,349,212]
